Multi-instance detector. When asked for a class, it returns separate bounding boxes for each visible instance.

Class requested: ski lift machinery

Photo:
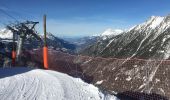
[6,15,49,69]
[7,21,41,66]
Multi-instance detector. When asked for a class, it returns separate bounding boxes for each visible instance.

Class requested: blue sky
[0,0,170,37]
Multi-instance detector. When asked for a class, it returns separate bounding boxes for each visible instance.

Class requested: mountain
[43,33,76,54]
[65,36,99,52]
[64,29,123,52]
[0,29,13,39]
[81,15,170,59]
[0,29,76,54]
[0,67,117,100]
[101,29,123,40]
[101,29,123,36]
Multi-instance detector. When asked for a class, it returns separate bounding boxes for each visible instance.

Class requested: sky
[0,0,170,37]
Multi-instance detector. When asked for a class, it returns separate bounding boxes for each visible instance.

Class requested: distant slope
[63,29,123,53]
[65,29,123,53]
[0,68,117,100]
[44,33,76,54]
[68,36,99,52]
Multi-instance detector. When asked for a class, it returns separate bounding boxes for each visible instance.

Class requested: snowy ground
[0,67,118,100]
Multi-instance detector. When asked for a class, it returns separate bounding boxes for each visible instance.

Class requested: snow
[106,39,114,48]
[46,33,55,40]
[129,16,164,32]
[100,28,123,40]
[0,29,13,39]
[139,61,163,93]
[127,25,137,32]
[0,68,118,100]
[126,76,132,81]
[148,61,162,82]
[155,78,160,83]
[83,59,92,64]
[139,83,146,90]
[158,88,165,95]
[101,29,123,36]
[120,16,166,61]
[149,16,164,29]
[100,39,115,53]
[95,80,104,85]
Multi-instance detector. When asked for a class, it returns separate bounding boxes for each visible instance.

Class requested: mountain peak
[128,16,164,32]
[148,16,164,29]
[101,28,123,36]
[150,15,162,19]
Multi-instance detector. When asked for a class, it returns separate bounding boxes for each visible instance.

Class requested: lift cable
[0,8,19,22]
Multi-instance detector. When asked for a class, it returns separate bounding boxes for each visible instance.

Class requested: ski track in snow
[0,68,117,100]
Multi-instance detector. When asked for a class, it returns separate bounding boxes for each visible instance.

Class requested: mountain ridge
[80,15,170,59]
[0,28,76,54]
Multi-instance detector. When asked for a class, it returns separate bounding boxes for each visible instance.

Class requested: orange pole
[43,46,48,69]
[12,50,16,66]
[43,14,49,69]
[12,32,16,66]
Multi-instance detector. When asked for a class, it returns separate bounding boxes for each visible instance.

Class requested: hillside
[28,49,169,99]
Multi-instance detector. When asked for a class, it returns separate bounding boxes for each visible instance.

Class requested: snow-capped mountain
[81,15,170,59]
[0,29,13,39]
[101,29,123,36]
[100,29,123,40]
[64,29,124,52]
[128,16,164,32]
[0,67,117,100]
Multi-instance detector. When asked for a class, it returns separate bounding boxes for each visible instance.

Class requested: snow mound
[101,29,123,36]
[0,68,117,100]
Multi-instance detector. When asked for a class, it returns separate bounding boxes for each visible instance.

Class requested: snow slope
[0,68,117,100]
